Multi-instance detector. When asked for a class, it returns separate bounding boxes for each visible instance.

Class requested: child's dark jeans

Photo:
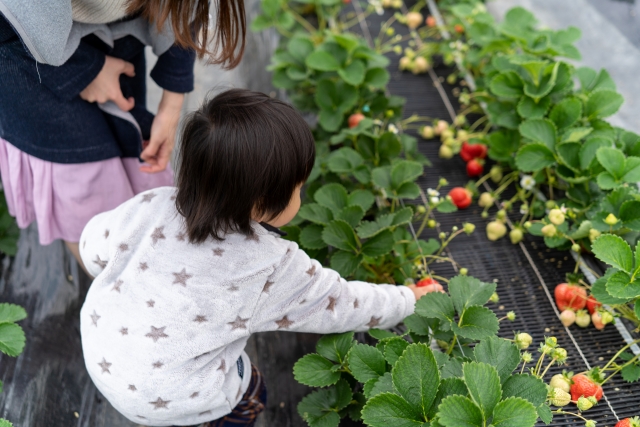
[177,365,267,427]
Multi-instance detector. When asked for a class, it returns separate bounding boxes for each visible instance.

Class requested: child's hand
[80,56,135,111]
[407,283,444,301]
[140,90,184,173]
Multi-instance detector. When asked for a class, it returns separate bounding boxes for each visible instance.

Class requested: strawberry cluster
[460,141,487,177]
[554,280,613,331]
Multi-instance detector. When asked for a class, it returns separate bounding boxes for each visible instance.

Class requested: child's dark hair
[175,89,315,243]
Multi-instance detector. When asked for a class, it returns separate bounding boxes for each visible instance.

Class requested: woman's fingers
[120,60,136,78]
[112,93,135,112]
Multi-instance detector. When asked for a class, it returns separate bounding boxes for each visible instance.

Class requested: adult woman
[0,0,245,266]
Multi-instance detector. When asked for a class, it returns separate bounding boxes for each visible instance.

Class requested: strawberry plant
[293,275,600,426]
[0,303,27,427]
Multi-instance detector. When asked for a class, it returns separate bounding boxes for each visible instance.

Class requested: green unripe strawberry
[576,309,591,328]
[489,292,499,303]
[439,144,454,159]
[589,229,601,242]
[459,267,468,276]
[577,396,594,411]
[489,165,503,183]
[515,332,532,349]
[486,221,507,241]
[572,244,581,253]
[604,213,618,225]
[463,222,476,235]
[421,125,434,139]
[549,388,571,406]
[428,219,436,228]
[510,228,523,244]
[478,192,494,208]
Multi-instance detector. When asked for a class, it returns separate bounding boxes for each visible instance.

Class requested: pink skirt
[0,138,174,245]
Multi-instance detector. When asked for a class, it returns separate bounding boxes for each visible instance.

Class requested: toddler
[79,89,441,426]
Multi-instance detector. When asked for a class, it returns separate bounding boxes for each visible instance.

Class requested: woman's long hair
[127,0,245,69]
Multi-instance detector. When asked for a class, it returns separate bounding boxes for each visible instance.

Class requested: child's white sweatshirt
[79,187,416,426]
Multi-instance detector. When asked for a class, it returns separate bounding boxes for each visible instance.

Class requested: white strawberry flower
[388,124,399,134]
[368,0,384,15]
[430,197,440,204]
[520,175,535,190]
[427,188,440,197]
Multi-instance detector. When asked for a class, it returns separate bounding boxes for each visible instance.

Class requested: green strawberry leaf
[327,147,364,174]
[517,96,550,119]
[392,343,440,417]
[463,362,502,420]
[306,51,341,71]
[364,68,390,89]
[316,332,354,364]
[348,343,387,383]
[448,275,496,315]
[591,272,630,305]
[605,271,640,299]
[519,119,557,150]
[437,395,484,427]
[361,229,395,257]
[427,378,468,419]
[591,234,634,273]
[0,304,27,323]
[415,293,455,324]
[335,206,365,228]
[347,190,375,212]
[585,89,624,119]
[473,336,521,384]
[501,374,548,407]
[298,204,334,226]
[0,323,26,357]
[361,393,423,427]
[621,362,640,383]
[383,338,410,367]
[293,354,341,387]
[329,250,362,277]
[596,147,626,179]
[338,60,366,86]
[322,220,359,251]
[549,97,582,129]
[403,313,432,336]
[491,397,537,427]
[451,306,499,340]
[299,224,327,250]
[366,372,396,399]
[515,143,555,172]
[314,183,349,213]
[490,71,524,98]
[537,403,553,425]
[297,380,352,427]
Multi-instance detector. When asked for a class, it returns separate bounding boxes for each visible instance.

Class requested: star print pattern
[326,296,337,312]
[146,299,155,308]
[172,268,192,287]
[120,327,128,336]
[213,248,224,256]
[194,315,207,323]
[139,262,149,271]
[190,392,199,398]
[152,361,164,369]
[128,384,137,391]
[276,315,294,329]
[104,229,110,238]
[245,233,259,242]
[366,316,382,328]
[98,358,111,374]
[228,284,239,292]
[93,255,107,269]
[119,243,129,252]
[145,326,169,342]
[262,281,274,293]
[151,226,166,245]
[112,280,123,293]
[354,299,359,309]
[176,232,186,242]
[217,360,226,371]
[141,192,157,203]
[228,316,249,330]
[149,397,170,409]
[90,310,100,326]
[306,265,316,276]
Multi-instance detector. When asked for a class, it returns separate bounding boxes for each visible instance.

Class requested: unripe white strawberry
[486,221,507,241]
[406,12,423,29]
[421,125,434,139]
[457,130,468,140]
[560,309,576,327]
[399,56,412,71]
[412,57,429,74]
[439,144,453,159]
[576,309,590,328]
[541,224,557,237]
[478,192,494,208]
[549,209,565,225]
[577,396,594,411]
[550,374,571,393]
[601,310,614,325]
[435,120,449,135]
[441,129,454,141]
[589,229,601,242]
[514,332,532,349]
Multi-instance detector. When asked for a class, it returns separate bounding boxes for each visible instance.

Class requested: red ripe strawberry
[616,417,640,427]
[417,277,439,287]
[460,142,474,162]
[586,295,602,314]
[454,24,464,33]
[449,187,472,209]
[426,16,436,28]
[554,283,587,311]
[466,159,484,177]
[348,113,365,128]
[570,374,603,402]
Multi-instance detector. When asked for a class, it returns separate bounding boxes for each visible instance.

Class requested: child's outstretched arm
[248,243,439,334]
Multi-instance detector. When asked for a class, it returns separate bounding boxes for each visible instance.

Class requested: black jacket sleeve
[0,13,105,101]
[150,43,196,94]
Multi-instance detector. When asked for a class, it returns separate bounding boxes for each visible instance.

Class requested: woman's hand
[140,90,185,173]
[407,282,445,301]
[80,56,136,111]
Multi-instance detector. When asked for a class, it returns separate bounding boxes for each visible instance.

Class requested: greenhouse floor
[1,2,639,427]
